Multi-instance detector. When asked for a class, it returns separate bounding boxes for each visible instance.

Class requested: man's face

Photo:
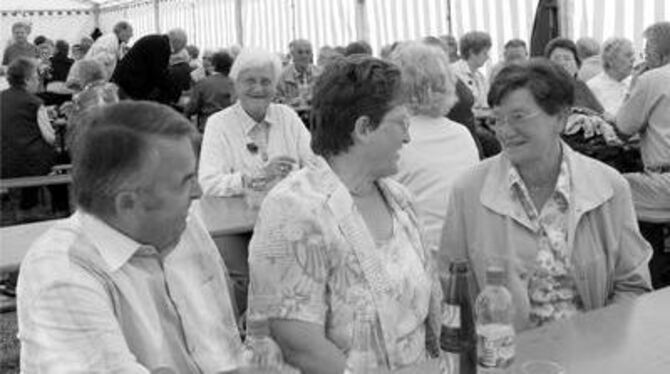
[644,39,667,69]
[133,136,201,251]
[119,27,133,43]
[12,27,28,44]
[504,46,528,64]
[291,42,313,67]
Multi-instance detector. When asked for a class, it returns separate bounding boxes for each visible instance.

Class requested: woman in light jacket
[439,59,652,332]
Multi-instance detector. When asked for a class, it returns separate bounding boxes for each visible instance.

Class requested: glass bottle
[239,317,286,373]
[440,260,477,374]
[474,267,515,373]
[345,306,389,374]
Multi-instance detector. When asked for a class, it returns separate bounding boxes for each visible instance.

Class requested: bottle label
[441,303,461,328]
[477,323,515,368]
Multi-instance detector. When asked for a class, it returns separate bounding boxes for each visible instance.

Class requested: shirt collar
[79,210,157,272]
[233,101,278,135]
[507,153,571,213]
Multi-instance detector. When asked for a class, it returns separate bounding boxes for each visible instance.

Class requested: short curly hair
[644,21,670,59]
[488,58,574,115]
[601,37,634,71]
[544,37,581,67]
[310,54,403,158]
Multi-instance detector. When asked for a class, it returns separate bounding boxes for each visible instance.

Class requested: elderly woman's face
[364,105,411,178]
[493,88,562,167]
[236,65,276,120]
[549,47,579,77]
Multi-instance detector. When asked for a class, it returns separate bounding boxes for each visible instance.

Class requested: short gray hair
[644,21,670,58]
[11,21,30,34]
[390,41,457,117]
[66,59,107,90]
[71,101,197,218]
[229,47,282,83]
[601,37,634,70]
[167,28,188,53]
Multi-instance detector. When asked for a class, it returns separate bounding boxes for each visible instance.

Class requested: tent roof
[0,0,138,11]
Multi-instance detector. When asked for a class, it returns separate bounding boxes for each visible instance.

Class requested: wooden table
[513,287,670,374]
[0,197,257,273]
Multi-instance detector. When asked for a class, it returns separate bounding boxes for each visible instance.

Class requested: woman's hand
[263,156,297,180]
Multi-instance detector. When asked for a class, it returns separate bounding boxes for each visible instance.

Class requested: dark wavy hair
[544,37,581,67]
[488,58,574,115]
[310,55,403,158]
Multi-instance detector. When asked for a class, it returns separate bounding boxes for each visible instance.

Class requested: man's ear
[352,115,373,144]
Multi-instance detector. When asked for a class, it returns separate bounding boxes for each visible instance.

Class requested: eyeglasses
[492,110,542,126]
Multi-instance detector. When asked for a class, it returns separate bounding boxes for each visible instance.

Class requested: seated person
[185,50,236,132]
[276,39,320,109]
[545,37,604,113]
[390,41,479,253]
[587,37,635,118]
[1,57,57,213]
[17,101,242,373]
[440,59,652,332]
[198,47,314,197]
[451,31,492,111]
[615,22,670,288]
[247,55,442,373]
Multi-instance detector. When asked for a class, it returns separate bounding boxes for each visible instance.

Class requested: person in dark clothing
[47,40,74,83]
[1,58,57,211]
[110,28,187,103]
[185,50,235,132]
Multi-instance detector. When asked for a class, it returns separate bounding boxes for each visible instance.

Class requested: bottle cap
[485,266,506,286]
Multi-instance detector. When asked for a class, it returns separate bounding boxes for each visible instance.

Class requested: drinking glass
[520,360,566,374]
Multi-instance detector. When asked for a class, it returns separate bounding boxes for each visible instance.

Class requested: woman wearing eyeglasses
[247,55,442,373]
[439,59,652,332]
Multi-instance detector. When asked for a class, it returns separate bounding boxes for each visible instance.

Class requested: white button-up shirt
[198,102,314,197]
[17,209,242,373]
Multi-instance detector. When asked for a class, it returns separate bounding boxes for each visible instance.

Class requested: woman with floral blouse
[439,59,652,332]
[247,55,442,373]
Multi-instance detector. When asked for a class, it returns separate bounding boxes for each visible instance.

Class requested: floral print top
[508,157,584,328]
[247,156,442,369]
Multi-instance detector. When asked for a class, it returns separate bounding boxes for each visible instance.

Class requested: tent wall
[566,0,670,54]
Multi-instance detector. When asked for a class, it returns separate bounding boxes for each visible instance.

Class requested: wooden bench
[0,174,72,191]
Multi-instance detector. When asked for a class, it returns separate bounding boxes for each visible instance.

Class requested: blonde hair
[390,41,457,117]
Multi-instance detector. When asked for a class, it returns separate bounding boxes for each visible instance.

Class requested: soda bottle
[440,260,477,374]
[474,267,515,373]
[344,306,389,374]
[238,317,287,373]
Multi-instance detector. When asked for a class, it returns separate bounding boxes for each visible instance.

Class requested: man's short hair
[505,39,527,50]
[211,50,234,75]
[168,28,188,53]
[459,31,492,59]
[344,41,373,56]
[644,21,670,59]
[544,37,581,67]
[12,21,31,34]
[70,101,197,217]
[113,21,132,35]
[289,39,311,52]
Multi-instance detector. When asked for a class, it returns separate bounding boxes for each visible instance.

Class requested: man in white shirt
[17,101,243,373]
[450,31,492,110]
[587,37,635,117]
[85,21,133,79]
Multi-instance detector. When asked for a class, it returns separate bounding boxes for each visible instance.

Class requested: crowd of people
[1,16,669,374]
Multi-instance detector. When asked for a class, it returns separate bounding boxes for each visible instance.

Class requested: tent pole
[235,0,243,46]
[154,0,160,34]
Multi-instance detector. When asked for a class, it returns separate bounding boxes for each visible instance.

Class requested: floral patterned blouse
[508,157,584,327]
[247,156,442,369]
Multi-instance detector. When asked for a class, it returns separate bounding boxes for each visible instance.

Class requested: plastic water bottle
[440,260,477,374]
[238,317,287,373]
[344,307,389,374]
[475,267,515,373]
